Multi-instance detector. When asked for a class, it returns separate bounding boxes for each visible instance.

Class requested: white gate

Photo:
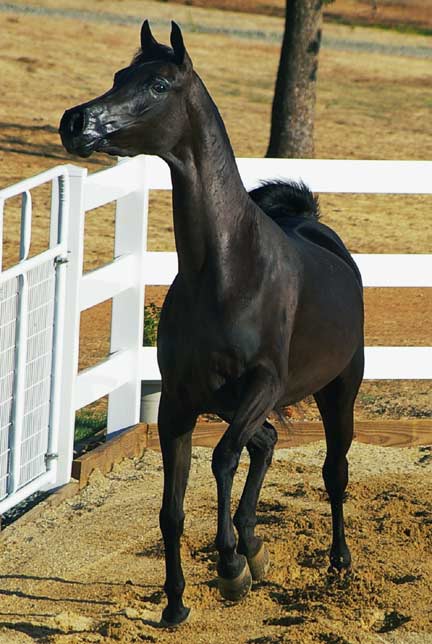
[0,156,431,515]
[0,166,71,514]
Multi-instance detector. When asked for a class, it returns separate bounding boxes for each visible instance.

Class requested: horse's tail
[249,180,320,225]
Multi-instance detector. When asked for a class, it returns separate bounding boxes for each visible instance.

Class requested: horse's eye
[151,80,169,95]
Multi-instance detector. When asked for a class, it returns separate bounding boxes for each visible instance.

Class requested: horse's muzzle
[59,106,104,158]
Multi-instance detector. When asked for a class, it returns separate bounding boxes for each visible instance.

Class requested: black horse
[60,21,364,627]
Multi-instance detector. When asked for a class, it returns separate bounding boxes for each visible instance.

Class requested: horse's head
[59,20,193,158]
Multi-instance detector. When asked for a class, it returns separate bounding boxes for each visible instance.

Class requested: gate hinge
[54,256,69,266]
[45,452,58,464]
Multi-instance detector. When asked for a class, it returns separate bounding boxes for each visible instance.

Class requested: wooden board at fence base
[70,419,432,489]
[146,419,432,450]
[353,419,432,447]
[71,424,148,488]
[146,422,324,449]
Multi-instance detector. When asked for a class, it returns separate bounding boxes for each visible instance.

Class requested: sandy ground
[0,1,426,420]
[0,441,431,643]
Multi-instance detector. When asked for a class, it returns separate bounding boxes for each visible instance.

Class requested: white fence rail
[0,156,431,514]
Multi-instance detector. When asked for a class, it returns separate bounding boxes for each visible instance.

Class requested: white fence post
[53,164,87,488]
[106,156,149,435]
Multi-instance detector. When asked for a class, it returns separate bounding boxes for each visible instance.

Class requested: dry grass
[165,0,432,32]
[0,0,431,419]
[1,14,431,260]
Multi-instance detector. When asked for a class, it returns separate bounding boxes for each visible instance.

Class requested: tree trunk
[266,0,323,158]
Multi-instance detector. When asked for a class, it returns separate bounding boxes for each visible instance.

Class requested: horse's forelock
[131,44,176,67]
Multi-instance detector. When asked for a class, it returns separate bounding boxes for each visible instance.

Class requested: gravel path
[1,2,431,59]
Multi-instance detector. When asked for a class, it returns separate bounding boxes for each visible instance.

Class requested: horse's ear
[140,19,161,60]
[170,21,188,66]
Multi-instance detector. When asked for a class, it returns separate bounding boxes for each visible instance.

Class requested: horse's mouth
[71,143,95,158]
[93,137,129,157]
[59,129,96,158]
[60,134,125,159]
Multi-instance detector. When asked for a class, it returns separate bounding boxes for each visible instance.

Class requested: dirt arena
[0,0,431,642]
[0,442,431,644]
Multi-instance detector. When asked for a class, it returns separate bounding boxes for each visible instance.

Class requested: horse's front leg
[233,420,277,580]
[158,392,197,626]
[211,366,279,601]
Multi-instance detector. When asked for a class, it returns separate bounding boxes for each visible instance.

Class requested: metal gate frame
[0,165,80,514]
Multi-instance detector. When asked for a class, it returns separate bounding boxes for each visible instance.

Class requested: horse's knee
[211,442,239,480]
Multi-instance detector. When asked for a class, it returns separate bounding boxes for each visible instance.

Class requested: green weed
[144,302,162,347]
[75,409,107,442]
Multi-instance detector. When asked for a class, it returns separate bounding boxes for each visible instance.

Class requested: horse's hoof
[217,557,252,602]
[329,549,351,573]
[247,542,270,581]
[160,605,191,628]
[327,564,352,580]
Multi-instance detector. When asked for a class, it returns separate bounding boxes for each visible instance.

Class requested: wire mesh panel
[19,258,56,489]
[0,276,19,499]
[0,262,56,494]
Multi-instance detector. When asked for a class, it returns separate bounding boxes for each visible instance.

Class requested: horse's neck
[164,75,258,283]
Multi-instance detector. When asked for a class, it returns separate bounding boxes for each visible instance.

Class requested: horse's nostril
[70,111,86,137]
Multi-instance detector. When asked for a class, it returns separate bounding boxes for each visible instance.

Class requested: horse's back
[250,180,362,286]
[280,217,362,287]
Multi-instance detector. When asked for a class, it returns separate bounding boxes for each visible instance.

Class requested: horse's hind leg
[313,346,364,573]
[158,393,197,626]
[233,420,277,580]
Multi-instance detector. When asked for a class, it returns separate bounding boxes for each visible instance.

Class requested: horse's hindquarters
[284,250,364,403]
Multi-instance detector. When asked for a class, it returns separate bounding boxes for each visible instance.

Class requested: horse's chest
[158,304,259,405]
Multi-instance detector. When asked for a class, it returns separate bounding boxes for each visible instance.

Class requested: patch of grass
[144,302,162,347]
[75,409,107,442]
[375,22,432,37]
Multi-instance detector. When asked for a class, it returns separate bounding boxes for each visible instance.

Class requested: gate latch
[54,256,69,266]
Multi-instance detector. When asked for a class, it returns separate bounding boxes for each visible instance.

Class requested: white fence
[0,156,431,514]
